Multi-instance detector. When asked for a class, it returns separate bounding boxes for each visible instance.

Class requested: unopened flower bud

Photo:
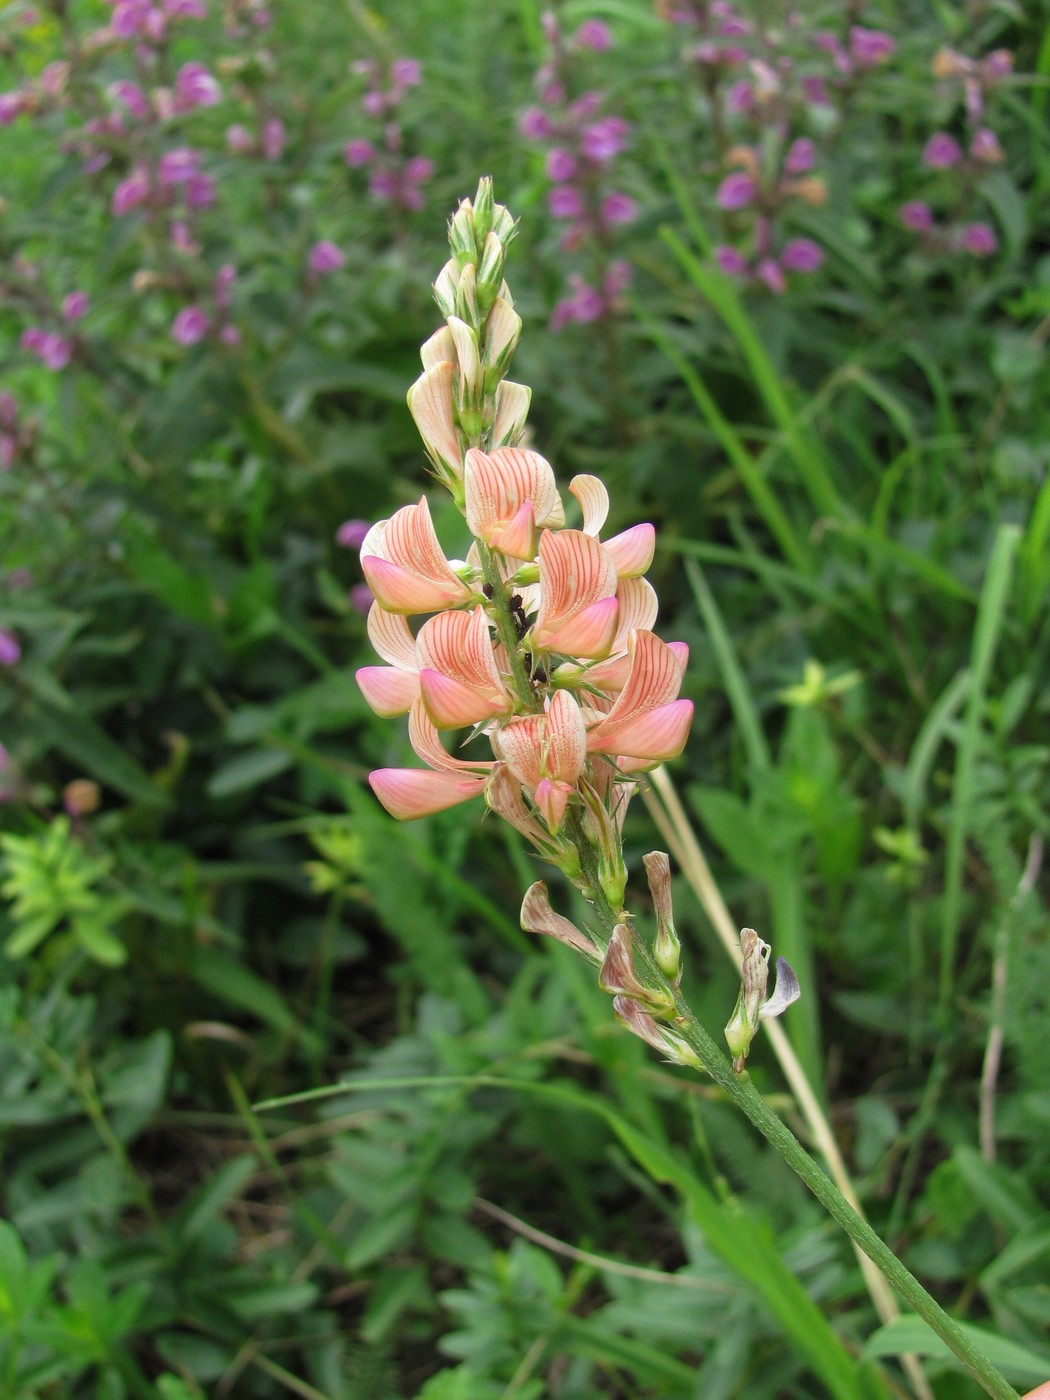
[476,230,506,306]
[448,316,483,413]
[599,924,675,1015]
[643,851,681,981]
[482,296,521,376]
[433,258,460,320]
[579,780,627,912]
[724,927,801,1072]
[454,261,479,328]
[492,380,531,446]
[421,325,456,371]
[472,176,495,246]
[521,881,600,960]
[448,197,477,267]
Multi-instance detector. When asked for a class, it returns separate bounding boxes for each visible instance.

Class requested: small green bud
[644,851,681,981]
[453,262,479,329]
[472,177,495,247]
[448,198,477,268]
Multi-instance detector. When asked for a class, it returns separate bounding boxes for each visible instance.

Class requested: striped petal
[407,363,462,481]
[366,602,417,669]
[415,605,508,725]
[356,665,420,717]
[604,523,655,578]
[569,475,610,536]
[464,447,563,558]
[544,688,587,784]
[362,497,472,615]
[369,767,488,819]
[492,380,532,447]
[408,700,494,773]
[361,555,471,614]
[533,529,618,656]
[584,578,660,692]
[535,777,574,833]
[538,595,619,659]
[420,668,506,728]
[493,714,545,789]
[589,698,694,762]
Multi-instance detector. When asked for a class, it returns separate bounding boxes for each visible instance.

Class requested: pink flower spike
[369,767,488,819]
[416,606,509,728]
[464,447,564,559]
[533,529,619,659]
[360,497,472,615]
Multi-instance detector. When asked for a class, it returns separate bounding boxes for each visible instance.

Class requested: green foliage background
[1,0,1048,1396]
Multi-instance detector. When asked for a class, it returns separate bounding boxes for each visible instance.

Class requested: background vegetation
[1,0,1048,1396]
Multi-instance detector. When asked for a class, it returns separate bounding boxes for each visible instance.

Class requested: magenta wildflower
[186,173,216,208]
[170,220,199,253]
[549,184,586,219]
[213,263,236,308]
[546,148,577,182]
[390,57,422,88]
[849,26,896,67]
[0,630,20,667]
[112,169,150,215]
[62,291,90,322]
[158,146,201,185]
[21,329,72,370]
[756,258,786,294]
[785,138,816,175]
[780,238,823,272]
[970,127,1003,163]
[0,93,24,124]
[262,118,285,160]
[923,133,963,169]
[899,201,934,232]
[604,260,632,296]
[349,583,374,616]
[109,79,151,119]
[716,170,757,210]
[405,155,434,185]
[344,138,375,167]
[601,192,636,225]
[715,245,749,276]
[581,116,628,162]
[175,62,221,110]
[574,19,612,51]
[519,107,554,140]
[569,91,603,121]
[226,123,254,153]
[172,306,210,344]
[960,222,997,256]
[337,519,371,549]
[309,240,345,274]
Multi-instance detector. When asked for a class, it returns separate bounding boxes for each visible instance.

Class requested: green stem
[584,902,1020,1400]
[478,542,540,712]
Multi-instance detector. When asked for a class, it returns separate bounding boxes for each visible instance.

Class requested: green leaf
[207,747,293,798]
[862,1315,1050,1385]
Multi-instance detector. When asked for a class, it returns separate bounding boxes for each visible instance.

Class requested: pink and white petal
[491,380,532,447]
[359,518,386,561]
[535,776,573,833]
[535,529,617,631]
[488,500,536,560]
[356,665,420,717]
[464,447,560,545]
[582,652,632,693]
[668,641,689,676]
[604,523,656,578]
[599,630,684,725]
[366,602,418,670]
[420,326,455,372]
[407,364,462,477]
[588,698,694,760]
[420,668,507,728]
[385,498,469,593]
[361,555,470,614]
[369,767,488,820]
[417,606,505,696]
[544,689,587,784]
[535,595,619,659]
[492,714,545,788]
[408,700,495,772]
[569,474,610,536]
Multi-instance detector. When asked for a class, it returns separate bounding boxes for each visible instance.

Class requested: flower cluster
[519,14,635,330]
[356,181,693,915]
[713,140,826,292]
[343,57,434,212]
[898,45,1012,259]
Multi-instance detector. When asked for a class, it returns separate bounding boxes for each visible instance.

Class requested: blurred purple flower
[175,62,221,110]
[601,191,636,225]
[569,91,603,121]
[159,146,202,185]
[213,263,236,308]
[0,93,24,125]
[756,257,786,294]
[227,123,254,153]
[170,220,198,253]
[970,127,1003,163]
[922,133,962,169]
[581,116,628,162]
[112,168,150,214]
[391,58,422,88]
[172,306,210,344]
[109,79,151,119]
[164,0,207,16]
[262,118,285,160]
[546,148,577,182]
[726,81,754,112]
[336,519,371,549]
[344,138,375,167]
[186,173,216,208]
[551,276,604,330]
[780,237,823,272]
[849,27,896,67]
[0,630,19,667]
[802,75,831,106]
[21,329,72,370]
[960,222,997,256]
[604,259,632,296]
[549,184,585,219]
[404,155,434,185]
[574,19,612,51]
[716,170,757,210]
[785,137,816,175]
[309,240,345,274]
[984,49,1013,79]
[519,107,554,140]
[62,291,90,322]
[899,200,934,232]
[349,583,374,615]
[715,245,748,275]
[361,91,386,118]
